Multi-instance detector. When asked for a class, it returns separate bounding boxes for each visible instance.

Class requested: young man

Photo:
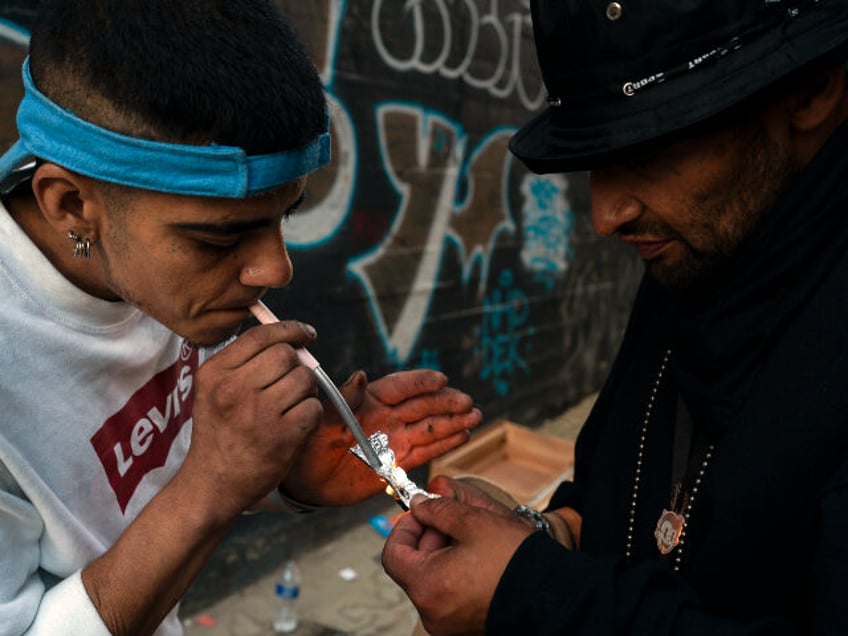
[0,2,481,634]
[383,1,848,634]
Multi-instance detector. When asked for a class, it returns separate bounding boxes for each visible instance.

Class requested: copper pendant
[654,509,685,555]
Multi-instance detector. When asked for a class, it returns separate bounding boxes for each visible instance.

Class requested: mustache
[616,218,681,241]
[619,218,723,266]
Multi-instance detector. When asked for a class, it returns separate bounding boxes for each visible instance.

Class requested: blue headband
[0,57,331,198]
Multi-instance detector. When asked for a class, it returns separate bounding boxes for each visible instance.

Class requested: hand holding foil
[349,431,439,509]
[248,302,482,507]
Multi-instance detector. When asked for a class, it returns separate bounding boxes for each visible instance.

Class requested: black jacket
[488,123,848,635]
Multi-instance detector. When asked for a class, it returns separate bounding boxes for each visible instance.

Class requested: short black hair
[28,0,326,154]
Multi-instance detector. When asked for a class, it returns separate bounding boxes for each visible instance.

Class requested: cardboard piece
[429,420,575,509]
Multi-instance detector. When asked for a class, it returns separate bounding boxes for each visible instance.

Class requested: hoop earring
[67,230,91,259]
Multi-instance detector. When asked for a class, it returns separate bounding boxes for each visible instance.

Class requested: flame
[383,462,401,499]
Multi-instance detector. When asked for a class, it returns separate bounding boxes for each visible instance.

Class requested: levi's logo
[91,342,198,513]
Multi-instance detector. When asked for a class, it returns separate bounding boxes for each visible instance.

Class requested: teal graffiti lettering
[475,270,534,395]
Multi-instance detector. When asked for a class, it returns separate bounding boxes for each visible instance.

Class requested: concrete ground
[179,394,595,636]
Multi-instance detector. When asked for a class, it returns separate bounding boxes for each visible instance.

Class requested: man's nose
[239,227,294,289]
[589,169,644,237]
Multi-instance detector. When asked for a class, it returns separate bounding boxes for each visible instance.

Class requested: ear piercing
[67,230,91,259]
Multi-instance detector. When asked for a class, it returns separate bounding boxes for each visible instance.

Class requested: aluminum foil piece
[349,431,438,509]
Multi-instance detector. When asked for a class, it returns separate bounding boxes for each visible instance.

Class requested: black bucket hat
[510,0,848,174]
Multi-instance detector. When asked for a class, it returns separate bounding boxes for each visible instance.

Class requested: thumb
[409,492,475,540]
[338,369,368,411]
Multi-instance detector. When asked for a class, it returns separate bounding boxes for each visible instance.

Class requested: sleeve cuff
[266,485,321,514]
[27,570,112,636]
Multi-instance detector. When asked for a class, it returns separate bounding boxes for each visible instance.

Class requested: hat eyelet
[606,2,623,21]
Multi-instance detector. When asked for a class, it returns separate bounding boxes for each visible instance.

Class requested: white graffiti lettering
[520,173,575,276]
[371,0,544,111]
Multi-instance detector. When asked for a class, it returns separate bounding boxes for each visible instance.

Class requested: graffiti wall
[0,1,641,428]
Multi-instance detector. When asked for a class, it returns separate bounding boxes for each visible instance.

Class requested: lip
[208,305,256,325]
[213,295,265,312]
[621,238,672,260]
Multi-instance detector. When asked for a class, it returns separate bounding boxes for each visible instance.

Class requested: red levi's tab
[90,341,198,513]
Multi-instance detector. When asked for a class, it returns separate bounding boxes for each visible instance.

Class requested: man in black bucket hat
[383,1,848,633]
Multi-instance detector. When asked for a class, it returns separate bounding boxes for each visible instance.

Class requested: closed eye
[282,192,306,222]
[195,235,240,250]
[172,190,306,250]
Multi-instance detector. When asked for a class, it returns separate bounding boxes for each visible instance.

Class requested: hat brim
[510,7,848,174]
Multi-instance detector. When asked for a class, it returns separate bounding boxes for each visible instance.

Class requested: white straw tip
[249,301,279,325]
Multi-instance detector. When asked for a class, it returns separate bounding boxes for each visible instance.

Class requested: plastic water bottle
[273,559,301,633]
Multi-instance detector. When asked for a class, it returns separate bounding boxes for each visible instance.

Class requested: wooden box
[429,420,574,509]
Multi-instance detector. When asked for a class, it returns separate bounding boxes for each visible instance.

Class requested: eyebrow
[170,192,306,235]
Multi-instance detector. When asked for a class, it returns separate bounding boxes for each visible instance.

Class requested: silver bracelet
[513,504,552,537]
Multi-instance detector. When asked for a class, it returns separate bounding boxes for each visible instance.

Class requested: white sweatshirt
[0,201,202,635]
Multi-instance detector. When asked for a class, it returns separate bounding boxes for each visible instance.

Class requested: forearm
[543,506,582,549]
[81,467,238,635]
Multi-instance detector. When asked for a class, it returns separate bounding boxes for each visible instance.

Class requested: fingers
[205,321,323,415]
[408,494,537,560]
[382,387,476,424]
[382,511,432,579]
[218,321,318,368]
[407,492,477,539]
[386,509,426,549]
[423,476,512,515]
[427,475,470,500]
[402,407,482,446]
[400,429,473,469]
[366,369,448,405]
[194,322,323,445]
[417,526,451,552]
[437,477,521,520]
[235,342,303,390]
[384,496,530,636]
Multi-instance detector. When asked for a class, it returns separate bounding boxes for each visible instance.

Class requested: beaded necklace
[624,349,715,572]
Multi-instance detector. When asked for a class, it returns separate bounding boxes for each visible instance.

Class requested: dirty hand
[382,477,535,635]
[281,369,482,507]
[182,320,322,515]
